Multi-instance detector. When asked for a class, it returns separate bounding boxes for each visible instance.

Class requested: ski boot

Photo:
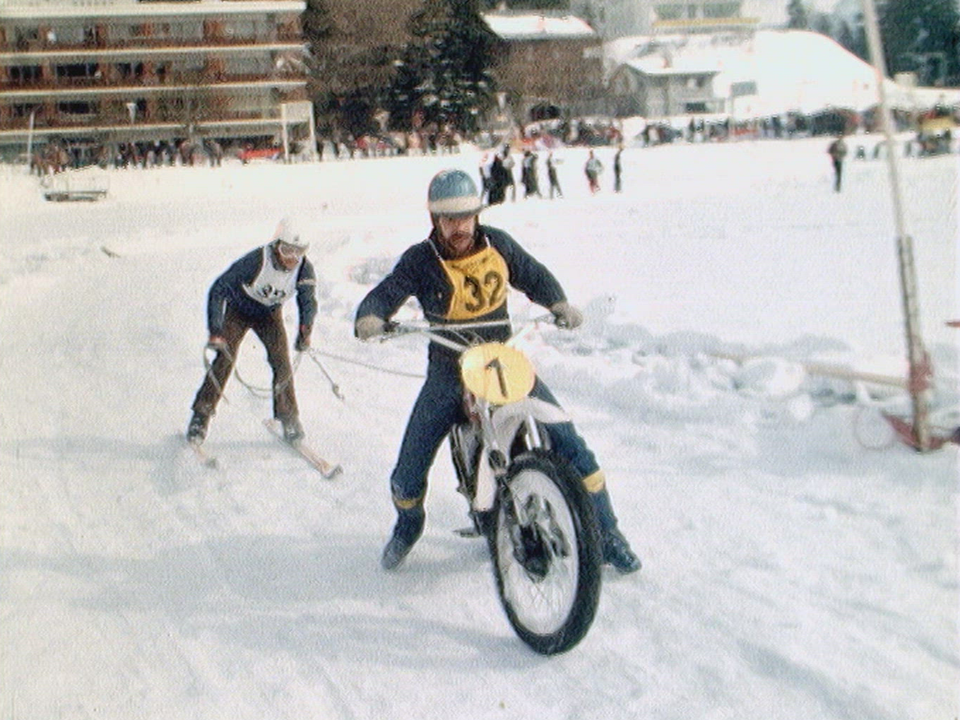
[381,505,425,570]
[186,411,209,444]
[282,417,305,443]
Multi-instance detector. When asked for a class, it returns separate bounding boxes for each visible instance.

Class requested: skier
[353,169,641,574]
[187,217,317,444]
[828,134,848,192]
[585,150,603,194]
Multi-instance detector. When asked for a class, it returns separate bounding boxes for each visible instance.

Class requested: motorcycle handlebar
[379,315,556,349]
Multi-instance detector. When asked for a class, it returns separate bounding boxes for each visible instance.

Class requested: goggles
[277,240,308,260]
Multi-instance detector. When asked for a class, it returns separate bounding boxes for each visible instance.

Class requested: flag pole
[859,0,931,450]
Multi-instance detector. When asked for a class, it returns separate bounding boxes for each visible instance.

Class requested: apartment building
[0,0,309,157]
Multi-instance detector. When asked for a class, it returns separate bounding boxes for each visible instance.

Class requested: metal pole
[860,0,931,449]
[281,102,290,163]
[25,109,36,173]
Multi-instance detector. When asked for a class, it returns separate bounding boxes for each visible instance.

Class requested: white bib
[242,246,300,307]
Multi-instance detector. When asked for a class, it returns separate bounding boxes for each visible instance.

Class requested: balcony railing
[0,71,307,94]
[2,106,297,131]
[1,33,304,55]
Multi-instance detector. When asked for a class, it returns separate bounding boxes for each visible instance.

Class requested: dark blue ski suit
[355,225,617,529]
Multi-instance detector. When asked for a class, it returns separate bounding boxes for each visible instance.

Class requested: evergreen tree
[834,14,869,62]
[301,0,333,43]
[787,0,809,29]
[879,0,960,85]
[386,0,497,133]
[301,0,420,138]
[811,11,832,36]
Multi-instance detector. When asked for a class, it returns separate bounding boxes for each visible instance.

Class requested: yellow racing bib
[440,246,509,321]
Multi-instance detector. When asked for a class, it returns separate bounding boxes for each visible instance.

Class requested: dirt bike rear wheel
[491,450,602,655]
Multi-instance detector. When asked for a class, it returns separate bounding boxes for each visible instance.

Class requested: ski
[263,419,342,478]
[187,438,218,469]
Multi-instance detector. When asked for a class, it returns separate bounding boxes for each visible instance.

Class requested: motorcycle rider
[354,168,641,573]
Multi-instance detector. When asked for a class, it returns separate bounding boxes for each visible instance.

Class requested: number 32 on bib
[441,247,508,321]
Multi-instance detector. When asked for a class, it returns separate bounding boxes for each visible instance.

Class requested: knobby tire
[491,450,602,655]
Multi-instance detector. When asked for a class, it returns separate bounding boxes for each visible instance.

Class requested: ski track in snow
[0,137,957,720]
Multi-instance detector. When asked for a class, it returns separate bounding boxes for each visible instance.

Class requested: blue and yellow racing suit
[356,225,610,520]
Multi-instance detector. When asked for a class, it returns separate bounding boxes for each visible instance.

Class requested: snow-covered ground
[0,137,957,720]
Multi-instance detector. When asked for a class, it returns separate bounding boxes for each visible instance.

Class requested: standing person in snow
[187,218,317,444]
[585,150,603,194]
[521,150,542,198]
[487,152,508,205]
[828,134,848,192]
[613,145,623,193]
[478,152,492,205]
[353,168,641,574]
[501,145,517,202]
[546,152,563,199]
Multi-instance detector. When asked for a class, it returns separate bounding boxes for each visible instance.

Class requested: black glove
[294,325,311,352]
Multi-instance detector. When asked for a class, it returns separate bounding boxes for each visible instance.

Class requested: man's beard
[448,232,472,246]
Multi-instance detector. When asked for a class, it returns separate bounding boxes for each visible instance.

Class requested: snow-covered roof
[482,12,596,41]
[607,29,960,116]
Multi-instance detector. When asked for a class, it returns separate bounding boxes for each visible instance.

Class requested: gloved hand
[550,301,583,330]
[206,335,229,353]
[355,314,387,341]
[294,325,311,352]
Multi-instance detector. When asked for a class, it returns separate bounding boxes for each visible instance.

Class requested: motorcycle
[382,318,602,655]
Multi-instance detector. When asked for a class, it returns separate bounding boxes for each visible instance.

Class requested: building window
[57,100,97,116]
[9,65,42,84]
[656,4,684,20]
[116,62,144,80]
[703,2,740,18]
[83,26,104,46]
[14,27,39,48]
[12,102,43,118]
[56,63,99,80]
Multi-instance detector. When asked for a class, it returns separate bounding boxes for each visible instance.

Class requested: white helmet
[273,216,309,252]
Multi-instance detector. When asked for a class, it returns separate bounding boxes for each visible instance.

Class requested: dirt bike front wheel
[491,450,602,655]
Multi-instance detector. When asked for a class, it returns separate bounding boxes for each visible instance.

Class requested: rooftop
[482,12,597,41]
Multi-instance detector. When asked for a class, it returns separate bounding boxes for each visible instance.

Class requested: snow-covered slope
[0,140,956,719]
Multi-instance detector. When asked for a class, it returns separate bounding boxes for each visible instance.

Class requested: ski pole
[202,343,232,405]
[304,348,345,401]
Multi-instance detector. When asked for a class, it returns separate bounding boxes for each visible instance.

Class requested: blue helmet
[427,169,483,217]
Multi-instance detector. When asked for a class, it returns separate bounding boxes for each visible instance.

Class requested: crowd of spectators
[24,102,958,176]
